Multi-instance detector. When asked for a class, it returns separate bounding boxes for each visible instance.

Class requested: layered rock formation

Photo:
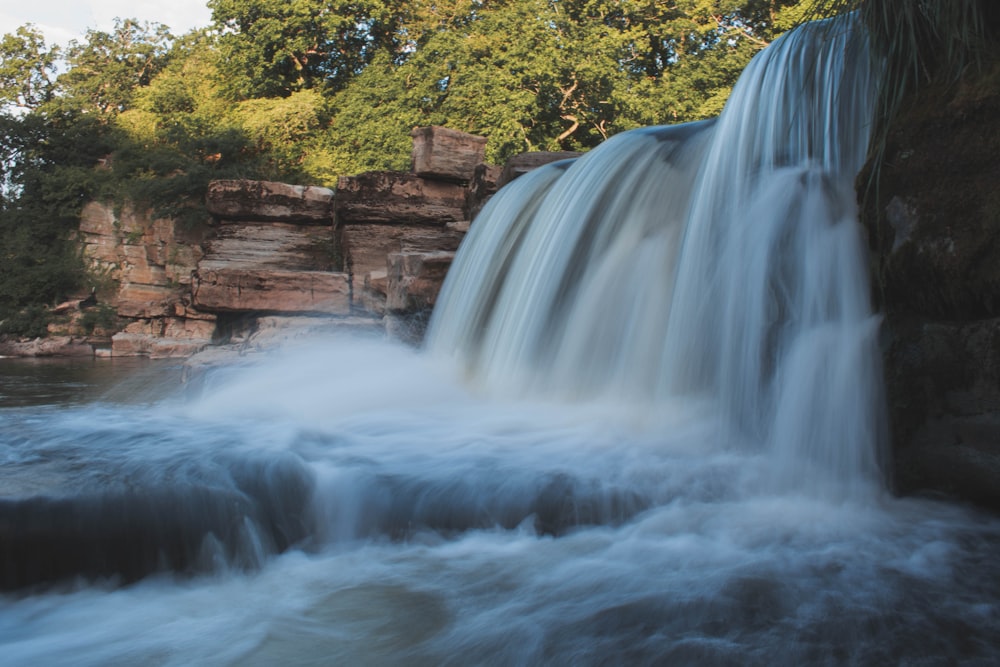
[47,127,563,359]
[4,126,581,364]
[863,63,1000,510]
[194,184,349,317]
[205,180,335,223]
[77,202,214,358]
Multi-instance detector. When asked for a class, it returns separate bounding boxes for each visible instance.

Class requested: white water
[2,14,1000,666]
[428,16,885,499]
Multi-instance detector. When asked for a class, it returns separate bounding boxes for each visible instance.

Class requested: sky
[1,0,213,46]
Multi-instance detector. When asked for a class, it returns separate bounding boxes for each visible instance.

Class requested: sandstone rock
[149,339,212,359]
[386,251,456,313]
[360,270,388,315]
[466,163,503,221]
[79,202,121,268]
[193,220,348,315]
[163,317,217,341]
[342,225,464,315]
[200,222,341,273]
[206,180,334,223]
[115,285,177,319]
[335,172,466,225]
[339,223,464,308]
[410,126,487,184]
[0,337,93,358]
[111,332,153,356]
[498,151,583,189]
[78,202,207,322]
[173,303,219,321]
[192,268,351,315]
[111,331,211,358]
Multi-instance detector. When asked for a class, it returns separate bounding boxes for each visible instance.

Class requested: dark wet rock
[0,455,315,591]
[862,62,1000,511]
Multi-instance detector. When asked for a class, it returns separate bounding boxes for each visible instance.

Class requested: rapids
[2,13,999,666]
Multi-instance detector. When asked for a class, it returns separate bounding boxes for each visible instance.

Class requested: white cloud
[1,1,212,46]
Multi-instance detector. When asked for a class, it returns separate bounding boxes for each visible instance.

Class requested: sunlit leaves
[0,25,59,111]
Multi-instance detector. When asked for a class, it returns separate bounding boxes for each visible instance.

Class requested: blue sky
[1,0,213,46]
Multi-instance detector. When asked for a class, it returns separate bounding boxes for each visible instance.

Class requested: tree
[208,0,403,99]
[0,25,59,111]
[57,18,173,116]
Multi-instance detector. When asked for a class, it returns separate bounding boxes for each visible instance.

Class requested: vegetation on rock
[1,1,820,329]
[6,0,994,333]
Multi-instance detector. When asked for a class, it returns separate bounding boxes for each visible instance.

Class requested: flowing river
[3,13,1000,666]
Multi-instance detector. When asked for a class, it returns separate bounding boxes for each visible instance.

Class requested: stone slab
[335,172,466,225]
[192,268,351,315]
[410,126,487,184]
[206,180,334,223]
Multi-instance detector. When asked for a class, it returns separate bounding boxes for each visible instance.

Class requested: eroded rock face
[205,180,334,223]
[335,172,467,225]
[410,126,487,184]
[192,268,351,315]
[73,202,214,355]
[466,163,503,221]
[201,222,341,272]
[79,202,207,319]
[386,251,456,314]
[863,63,1000,510]
[341,223,465,313]
[64,131,574,357]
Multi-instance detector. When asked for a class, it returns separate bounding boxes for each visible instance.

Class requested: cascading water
[2,13,999,667]
[428,16,885,498]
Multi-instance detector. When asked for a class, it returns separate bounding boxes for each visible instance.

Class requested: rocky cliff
[8,127,572,360]
[863,63,1000,510]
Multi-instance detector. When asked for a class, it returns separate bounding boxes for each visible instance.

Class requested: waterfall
[427,14,887,496]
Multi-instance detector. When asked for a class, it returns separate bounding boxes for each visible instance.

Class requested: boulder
[410,126,487,184]
[110,336,146,356]
[192,268,351,315]
[335,172,466,225]
[206,180,334,223]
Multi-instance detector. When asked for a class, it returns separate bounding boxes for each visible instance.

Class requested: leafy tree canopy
[1,0,839,329]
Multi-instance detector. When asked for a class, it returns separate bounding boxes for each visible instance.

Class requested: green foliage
[1,0,831,329]
[236,89,330,180]
[78,303,119,335]
[807,0,999,197]
[0,303,52,338]
[208,0,403,99]
[0,25,59,110]
[58,18,174,116]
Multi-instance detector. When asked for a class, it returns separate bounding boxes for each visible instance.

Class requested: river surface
[1,339,999,666]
